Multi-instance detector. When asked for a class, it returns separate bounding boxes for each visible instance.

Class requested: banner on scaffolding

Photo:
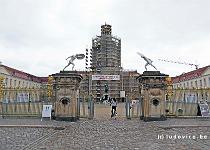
[92,75,120,80]
[120,91,125,97]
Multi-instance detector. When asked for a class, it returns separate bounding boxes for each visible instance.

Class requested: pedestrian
[111,98,117,118]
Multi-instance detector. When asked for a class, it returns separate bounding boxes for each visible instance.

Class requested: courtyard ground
[0,118,210,150]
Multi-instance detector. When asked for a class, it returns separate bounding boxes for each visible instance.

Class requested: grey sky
[0,0,209,77]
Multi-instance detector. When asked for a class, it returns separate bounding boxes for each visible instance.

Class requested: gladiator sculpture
[63,54,85,71]
[137,52,157,71]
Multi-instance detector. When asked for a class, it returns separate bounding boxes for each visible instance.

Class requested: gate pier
[52,71,82,121]
[138,71,168,121]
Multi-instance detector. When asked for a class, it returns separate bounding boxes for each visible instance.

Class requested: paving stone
[0,118,210,149]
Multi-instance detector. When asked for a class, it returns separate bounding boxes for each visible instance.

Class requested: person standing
[111,98,117,118]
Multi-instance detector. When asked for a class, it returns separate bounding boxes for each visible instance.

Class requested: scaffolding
[78,24,140,101]
[90,24,121,100]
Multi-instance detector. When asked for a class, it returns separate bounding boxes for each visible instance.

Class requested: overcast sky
[0,0,210,77]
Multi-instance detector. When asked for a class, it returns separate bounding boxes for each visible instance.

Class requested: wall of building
[0,64,46,102]
[173,67,210,89]
[0,65,42,89]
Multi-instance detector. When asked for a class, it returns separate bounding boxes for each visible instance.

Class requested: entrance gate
[78,88,210,120]
[77,95,141,120]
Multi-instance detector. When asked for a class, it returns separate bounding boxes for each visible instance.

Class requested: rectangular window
[195,81,198,88]
[5,78,8,86]
[200,80,202,88]
[209,77,210,87]
[204,78,207,87]
[14,80,16,87]
[10,79,12,87]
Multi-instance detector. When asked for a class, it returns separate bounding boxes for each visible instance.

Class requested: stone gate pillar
[137,71,168,121]
[52,71,82,121]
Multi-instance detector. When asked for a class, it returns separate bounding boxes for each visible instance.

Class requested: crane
[158,59,199,69]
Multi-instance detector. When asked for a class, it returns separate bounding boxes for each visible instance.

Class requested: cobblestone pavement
[0,118,210,150]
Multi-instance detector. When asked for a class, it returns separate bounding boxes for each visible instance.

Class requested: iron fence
[0,102,45,118]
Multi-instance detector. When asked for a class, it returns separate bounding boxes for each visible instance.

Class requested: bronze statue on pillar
[52,53,85,121]
[63,54,85,71]
[137,52,157,71]
[137,52,168,121]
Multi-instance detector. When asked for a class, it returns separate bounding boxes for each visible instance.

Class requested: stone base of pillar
[55,116,79,122]
[140,116,144,120]
[52,70,83,121]
[137,71,169,122]
[142,115,167,122]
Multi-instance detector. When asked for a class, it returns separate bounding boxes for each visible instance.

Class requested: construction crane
[158,59,199,69]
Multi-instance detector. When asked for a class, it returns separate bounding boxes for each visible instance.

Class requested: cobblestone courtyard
[0,118,210,150]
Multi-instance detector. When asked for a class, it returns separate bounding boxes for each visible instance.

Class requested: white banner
[42,105,52,119]
[120,91,125,97]
[199,102,210,117]
[92,75,120,80]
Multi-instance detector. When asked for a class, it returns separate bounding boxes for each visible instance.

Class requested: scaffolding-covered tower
[91,24,121,101]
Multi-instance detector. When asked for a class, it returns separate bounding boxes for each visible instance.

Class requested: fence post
[77,96,80,119]
[14,100,17,113]
[137,97,141,117]
[5,102,8,116]
[82,95,86,117]
[91,96,94,119]
[0,102,3,118]
[28,97,31,112]
[126,96,131,119]
[88,95,94,119]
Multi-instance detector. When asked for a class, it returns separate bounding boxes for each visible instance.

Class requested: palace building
[172,65,210,89]
[0,63,48,102]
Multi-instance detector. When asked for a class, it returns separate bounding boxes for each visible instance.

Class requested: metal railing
[0,101,44,118]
